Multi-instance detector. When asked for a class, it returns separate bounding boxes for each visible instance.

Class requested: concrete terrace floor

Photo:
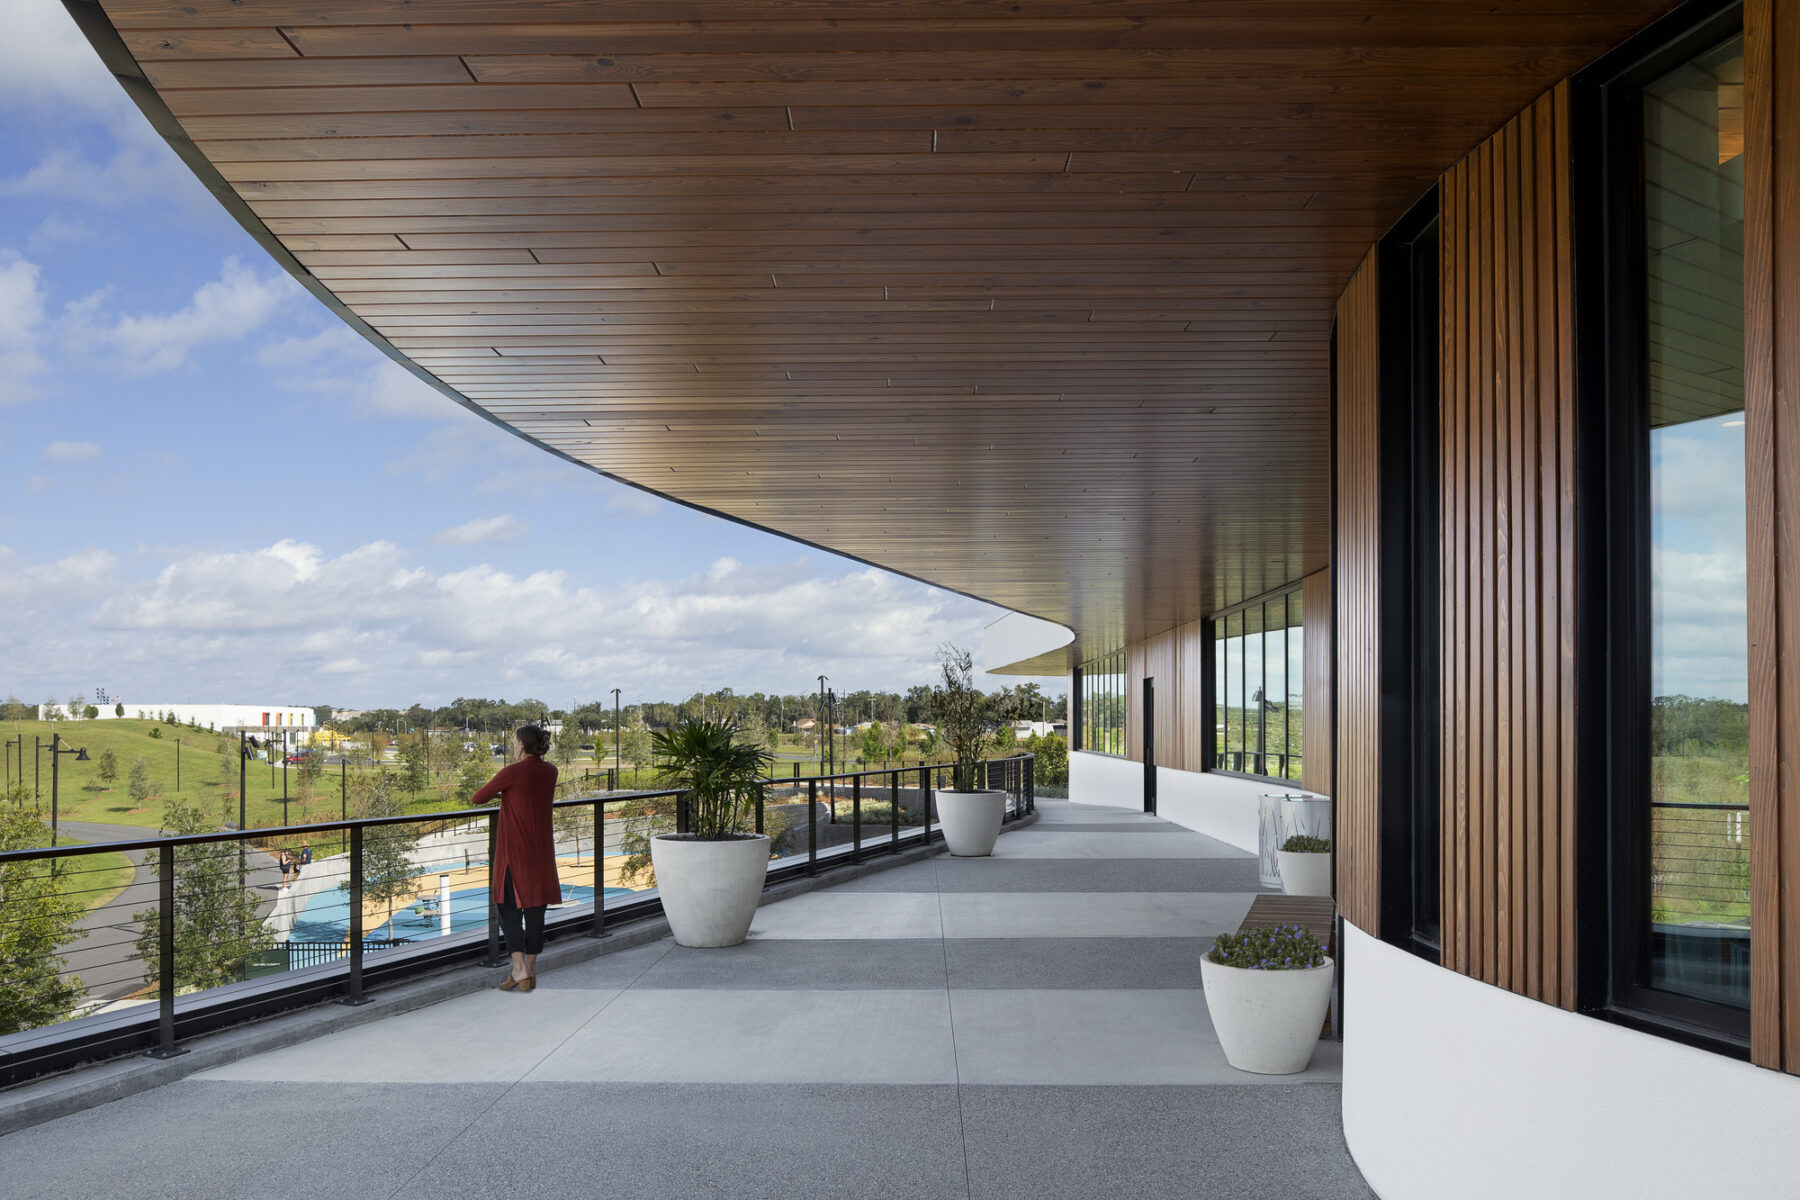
[2,799,1374,1200]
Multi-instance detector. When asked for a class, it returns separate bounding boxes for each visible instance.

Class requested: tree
[554,802,595,864]
[1031,733,1069,786]
[132,797,272,994]
[42,699,62,722]
[620,714,653,776]
[114,702,125,718]
[343,772,419,931]
[96,747,119,789]
[312,704,334,727]
[992,723,1017,754]
[553,716,584,768]
[860,721,890,765]
[0,695,30,720]
[933,644,991,791]
[68,695,85,722]
[397,735,428,799]
[82,705,98,721]
[0,808,89,1035]
[127,758,152,809]
[457,747,491,803]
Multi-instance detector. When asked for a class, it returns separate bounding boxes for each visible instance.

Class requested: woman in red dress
[470,725,561,992]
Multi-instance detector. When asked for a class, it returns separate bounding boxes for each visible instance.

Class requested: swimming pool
[286,873,636,943]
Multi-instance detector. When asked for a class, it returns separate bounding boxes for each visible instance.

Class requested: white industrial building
[89,703,317,734]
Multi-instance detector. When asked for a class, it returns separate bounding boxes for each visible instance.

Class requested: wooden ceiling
[86,0,1678,669]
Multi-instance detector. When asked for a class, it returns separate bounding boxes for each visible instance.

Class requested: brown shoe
[498,972,520,991]
[517,975,536,993]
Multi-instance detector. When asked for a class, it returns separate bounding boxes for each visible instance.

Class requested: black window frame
[1375,189,1444,962]
[1573,0,1752,1056]
[1204,582,1307,787]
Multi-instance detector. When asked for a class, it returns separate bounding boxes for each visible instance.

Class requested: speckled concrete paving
[0,799,1375,1200]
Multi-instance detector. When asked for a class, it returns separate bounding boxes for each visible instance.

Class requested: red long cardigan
[471,756,562,909]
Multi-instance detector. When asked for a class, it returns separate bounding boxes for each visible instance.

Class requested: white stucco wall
[1342,921,1800,1200]
[1069,751,1274,855]
[982,610,1075,674]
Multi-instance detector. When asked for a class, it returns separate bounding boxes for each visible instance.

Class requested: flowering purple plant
[1207,923,1326,970]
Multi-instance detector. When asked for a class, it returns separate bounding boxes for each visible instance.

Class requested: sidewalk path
[5,800,1373,1199]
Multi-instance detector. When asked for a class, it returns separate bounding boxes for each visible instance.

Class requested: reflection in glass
[1643,33,1749,1008]
[1208,586,1304,781]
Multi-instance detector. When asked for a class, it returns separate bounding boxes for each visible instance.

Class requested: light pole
[611,688,621,786]
[46,734,89,848]
[175,737,182,793]
[817,676,828,774]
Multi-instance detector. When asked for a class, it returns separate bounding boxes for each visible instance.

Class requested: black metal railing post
[676,790,691,835]
[144,842,187,1060]
[484,812,503,966]
[852,775,862,863]
[588,796,609,939]
[1026,755,1035,814]
[807,777,818,875]
[755,786,765,836]
[890,768,901,852]
[921,765,933,846]
[340,824,371,1005]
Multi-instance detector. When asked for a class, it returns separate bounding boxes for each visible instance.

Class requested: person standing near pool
[470,725,561,992]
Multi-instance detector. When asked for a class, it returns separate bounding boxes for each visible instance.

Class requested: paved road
[54,821,285,1007]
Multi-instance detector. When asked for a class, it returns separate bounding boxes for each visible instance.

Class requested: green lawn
[52,836,137,916]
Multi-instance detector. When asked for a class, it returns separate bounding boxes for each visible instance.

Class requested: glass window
[1078,649,1127,757]
[1210,585,1304,782]
[1642,33,1749,1010]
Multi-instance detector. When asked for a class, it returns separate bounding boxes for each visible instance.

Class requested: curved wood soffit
[74,0,1680,667]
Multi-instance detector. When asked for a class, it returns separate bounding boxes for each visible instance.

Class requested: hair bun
[516,725,552,756]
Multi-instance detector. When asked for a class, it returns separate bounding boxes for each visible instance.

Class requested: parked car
[281,752,316,765]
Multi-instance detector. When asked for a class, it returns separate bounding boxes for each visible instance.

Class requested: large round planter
[1200,955,1335,1075]
[1276,850,1332,898]
[936,789,1007,856]
[649,833,771,948]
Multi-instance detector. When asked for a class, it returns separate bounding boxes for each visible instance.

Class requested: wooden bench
[1235,894,1338,1036]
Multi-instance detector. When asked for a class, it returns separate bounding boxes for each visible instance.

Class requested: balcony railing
[0,755,1035,1087]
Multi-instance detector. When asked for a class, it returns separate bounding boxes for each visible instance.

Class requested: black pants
[495,868,546,955]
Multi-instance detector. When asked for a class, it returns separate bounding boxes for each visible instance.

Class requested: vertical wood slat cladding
[1334,251,1382,935]
[1302,568,1335,797]
[1117,567,1328,779]
[1435,85,1578,1008]
[1743,0,1800,1075]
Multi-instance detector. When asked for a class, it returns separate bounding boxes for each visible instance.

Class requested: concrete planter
[649,833,771,947]
[936,789,1007,856]
[1276,850,1333,897]
[1201,955,1335,1075]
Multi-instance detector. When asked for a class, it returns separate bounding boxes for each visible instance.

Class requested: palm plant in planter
[1201,924,1335,1074]
[1276,833,1333,898]
[932,643,1007,856]
[647,718,775,947]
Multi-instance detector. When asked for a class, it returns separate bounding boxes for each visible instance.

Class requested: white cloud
[431,515,528,546]
[0,252,48,405]
[605,486,666,517]
[41,439,100,463]
[0,539,996,703]
[101,257,299,373]
[0,1,208,212]
[26,215,99,253]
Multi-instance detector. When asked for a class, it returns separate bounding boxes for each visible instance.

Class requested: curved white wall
[1070,751,1280,856]
[982,610,1074,675]
[1343,922,1800,1200]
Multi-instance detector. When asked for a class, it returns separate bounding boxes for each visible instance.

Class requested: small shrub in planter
[1276,834,1332,897]
[1207,923,1327,970]
[1202,923,1334,1075]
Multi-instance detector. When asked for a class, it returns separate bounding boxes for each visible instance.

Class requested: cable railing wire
[0,753,1036,1084]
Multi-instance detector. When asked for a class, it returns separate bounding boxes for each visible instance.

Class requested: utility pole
[282,729,289,826]
[611,688,622,784]
[817,676,828,774]
[175,737,182,793]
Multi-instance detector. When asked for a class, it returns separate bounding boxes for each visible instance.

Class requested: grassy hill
[0,718,383,836]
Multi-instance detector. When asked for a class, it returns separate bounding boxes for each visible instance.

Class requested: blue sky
[0,0,1060,710]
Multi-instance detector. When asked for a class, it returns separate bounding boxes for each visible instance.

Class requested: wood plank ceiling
[89,0,1677,666]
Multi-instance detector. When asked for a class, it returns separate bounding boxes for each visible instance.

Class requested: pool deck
[0,799,1374,1200]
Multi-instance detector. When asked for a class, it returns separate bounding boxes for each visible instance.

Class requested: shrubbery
[1207,923,1326,970]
